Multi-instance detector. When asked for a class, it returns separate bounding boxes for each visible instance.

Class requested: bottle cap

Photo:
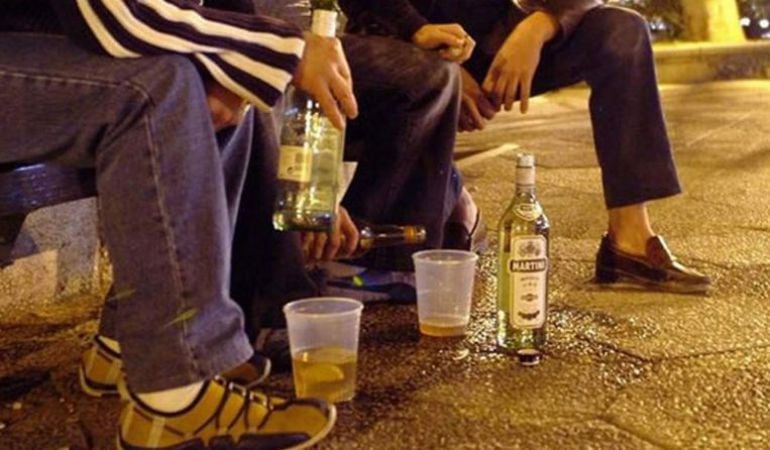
[516,153,535,168]
[405,226,428,244]
[516,348,542,366]
[515,153,535,186]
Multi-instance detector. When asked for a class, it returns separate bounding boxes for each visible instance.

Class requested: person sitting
[340,0,711,294]
[0,0,362,447]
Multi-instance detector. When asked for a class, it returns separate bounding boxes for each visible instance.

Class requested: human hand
[458,66,497,132]
[293,32,359,130]
[301,206,360,263]
[482,11,559,113]
[205,81,250,131]
[412,23,475,63]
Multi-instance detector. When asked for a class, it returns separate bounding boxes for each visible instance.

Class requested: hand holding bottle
[302,206,360,262]
[293,32,358,130]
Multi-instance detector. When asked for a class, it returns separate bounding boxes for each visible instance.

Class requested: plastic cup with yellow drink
[284,297,363,402]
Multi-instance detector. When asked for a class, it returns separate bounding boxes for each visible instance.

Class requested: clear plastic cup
[283,297,363,402]
[412,249,478,337]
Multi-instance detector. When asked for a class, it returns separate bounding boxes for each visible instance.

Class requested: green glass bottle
[351,222,427,258]
[273,0,343,232]
[497,153,550,365]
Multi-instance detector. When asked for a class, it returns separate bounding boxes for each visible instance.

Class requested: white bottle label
[311,10,338,37]
[508,235,548,329]
[278,145,312,183]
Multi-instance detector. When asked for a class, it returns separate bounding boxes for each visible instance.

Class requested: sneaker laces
[193,377,275,435]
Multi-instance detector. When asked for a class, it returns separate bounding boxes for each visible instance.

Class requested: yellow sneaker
[79,337,272,398]
[78,336,122,397]
[118,378,335,450]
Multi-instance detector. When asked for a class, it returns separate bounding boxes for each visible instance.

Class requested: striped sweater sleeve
[51,0,306,111]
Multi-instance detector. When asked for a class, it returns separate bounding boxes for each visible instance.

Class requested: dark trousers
[230,33,461,334]
[432,3,682,208]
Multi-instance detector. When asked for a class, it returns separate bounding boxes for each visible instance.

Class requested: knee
[412,56,460,104]
[130,55,205,106]
[590,6,652,62]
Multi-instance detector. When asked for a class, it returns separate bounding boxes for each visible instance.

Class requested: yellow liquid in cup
[292,347,357,403]
[419,314,467,337]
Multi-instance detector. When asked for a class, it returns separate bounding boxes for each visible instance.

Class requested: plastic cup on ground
[283,297,363,402]
[412,249,478,337]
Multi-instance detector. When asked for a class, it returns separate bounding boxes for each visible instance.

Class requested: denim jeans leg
[100,114,255,343]
[0,33,253,393]
[230,108,320,337]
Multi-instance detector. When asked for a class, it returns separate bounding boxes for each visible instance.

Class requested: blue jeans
[0,33,254,392]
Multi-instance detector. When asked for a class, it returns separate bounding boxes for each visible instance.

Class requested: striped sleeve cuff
[66,0,305,110]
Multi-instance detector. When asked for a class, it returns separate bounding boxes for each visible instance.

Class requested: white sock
[136,381,205,413]
[96,335,121,354]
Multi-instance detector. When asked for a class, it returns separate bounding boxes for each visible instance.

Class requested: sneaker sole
[115,404,337,450]
[595,266,711,295]
[78,365,119,398]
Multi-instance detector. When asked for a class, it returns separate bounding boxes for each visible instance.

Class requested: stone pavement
[1,80,770,449]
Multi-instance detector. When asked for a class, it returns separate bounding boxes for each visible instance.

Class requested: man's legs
[0,33,253,391]
[532,6,681,254]
[454,5,709,290]
[1,32,335,447]
[341,33,463,270]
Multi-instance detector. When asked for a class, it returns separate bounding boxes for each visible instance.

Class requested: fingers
[458,35,475,62]
[477,94,498,119]
[503,74,519,112]
[301,232,313,261]
[339,213,359,257]
[463,96,486,130]
[314,85,346,130]
[322,228,342,261]
[441,23,468,40]
[329,71,358,120]
[482,64,501,109]
[312,232,328,262]
[519,73,533,114]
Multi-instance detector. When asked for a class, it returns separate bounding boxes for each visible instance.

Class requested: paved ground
[2,80,770,449]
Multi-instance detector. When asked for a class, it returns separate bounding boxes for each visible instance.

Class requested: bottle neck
[357,224,427,253]
[514,166,536,197]
[311,9,337,37]
[515,183,536,197]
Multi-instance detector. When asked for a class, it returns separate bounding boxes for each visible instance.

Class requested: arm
[50,0,304,111]
[483,11,558,113]
[514,0,603,42]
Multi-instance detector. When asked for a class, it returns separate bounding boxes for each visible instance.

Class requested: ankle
[448,187,478,232]
[608,230,653,256]
[96,335,121,354]
[135,381,205,413]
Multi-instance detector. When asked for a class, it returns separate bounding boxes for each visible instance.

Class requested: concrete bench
[0,163,96,267]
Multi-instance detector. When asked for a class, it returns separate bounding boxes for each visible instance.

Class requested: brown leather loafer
[595,234,711,294]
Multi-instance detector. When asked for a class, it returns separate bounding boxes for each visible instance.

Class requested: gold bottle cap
[404,226,428,244]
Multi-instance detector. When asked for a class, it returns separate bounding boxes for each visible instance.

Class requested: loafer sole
[596,265,711,295]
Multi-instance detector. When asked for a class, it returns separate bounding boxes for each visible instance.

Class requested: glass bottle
[351,223,427,258]
[496,153,550,365]
[273,0,344,232]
